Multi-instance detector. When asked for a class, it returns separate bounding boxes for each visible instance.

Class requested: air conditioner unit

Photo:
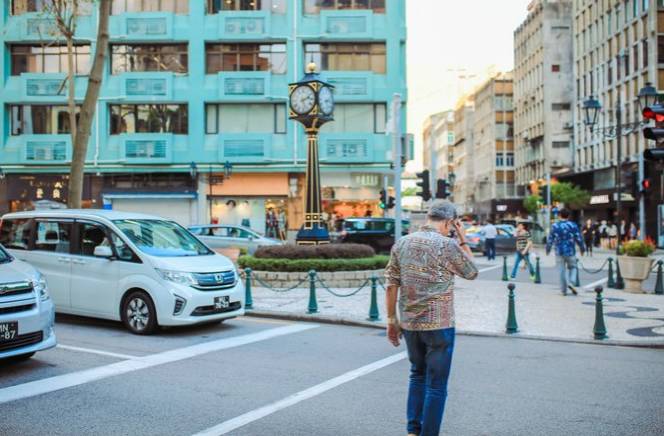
[563,122,573,129]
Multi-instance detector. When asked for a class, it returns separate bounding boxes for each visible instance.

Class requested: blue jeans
[403,328,455,436]
[557,255,578,293]
[485,239,496,260]
[510,252,534,278]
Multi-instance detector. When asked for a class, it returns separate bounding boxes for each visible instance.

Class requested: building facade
[422,110,454,187]
[569,0,662,241]
[514,0,574,192]
[470,72,522,220]
[451,97,475,215]
[0,0,406,238]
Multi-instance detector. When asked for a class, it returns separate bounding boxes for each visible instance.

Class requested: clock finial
[306,62,317,73]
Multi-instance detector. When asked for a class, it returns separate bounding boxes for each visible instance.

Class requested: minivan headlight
[33,273,50,301]
[156,269,197,286]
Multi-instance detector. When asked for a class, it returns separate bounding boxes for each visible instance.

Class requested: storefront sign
[354,174,379,187]
[7,175,69,203]
[590,195,609,204]
[496,204,508,212]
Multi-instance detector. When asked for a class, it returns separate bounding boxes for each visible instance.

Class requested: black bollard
[505,283,518,334]
[307,270,319,314]
[593,286,608,340]
[607,257,615,289]
[615,258,625,290]
[654,260,663,295]
[501,256,509,281]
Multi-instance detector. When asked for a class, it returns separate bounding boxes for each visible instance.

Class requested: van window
[109,231,140,262]
[77,223,111,257]
[35,221,72,253]
[0,218,32,250]
[114,219,213,257]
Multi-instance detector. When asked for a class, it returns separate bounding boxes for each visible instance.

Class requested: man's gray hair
[427,200,458,221]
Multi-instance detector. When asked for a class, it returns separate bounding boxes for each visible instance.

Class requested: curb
[244,310,664,350]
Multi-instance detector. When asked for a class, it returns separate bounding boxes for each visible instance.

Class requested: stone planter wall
[249,269,385,289]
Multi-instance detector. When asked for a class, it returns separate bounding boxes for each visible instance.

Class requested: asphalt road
[1,315,663,436]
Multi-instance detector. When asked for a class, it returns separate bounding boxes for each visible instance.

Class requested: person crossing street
[510,222,535,280]
[546,209,585,296]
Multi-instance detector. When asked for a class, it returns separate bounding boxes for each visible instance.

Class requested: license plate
[214,296,230,309]
[0,322,18,342]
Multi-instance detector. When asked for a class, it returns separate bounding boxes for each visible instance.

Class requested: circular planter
[617,256,653,293]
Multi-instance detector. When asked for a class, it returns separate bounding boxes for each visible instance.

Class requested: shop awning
[102,192,197,199]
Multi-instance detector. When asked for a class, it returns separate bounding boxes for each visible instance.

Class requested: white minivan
[0,210,245,335]
[0,243,56,360]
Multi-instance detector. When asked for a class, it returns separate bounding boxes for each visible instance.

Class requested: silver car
[188,225,282,254]
[0,244,56,360]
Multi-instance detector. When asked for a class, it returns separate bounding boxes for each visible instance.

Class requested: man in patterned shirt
[385,200,478,436]
[546,208,586,295]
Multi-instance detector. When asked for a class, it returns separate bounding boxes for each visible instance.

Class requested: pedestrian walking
[510,223,535,280]
[385,200,478,436]
[599,220,609,249]
[582,219,594,256]
[629,222,638,240]
[620,219,627,243]
[482,220,497,260]
[546,209,586,296]
[607,221,618,249]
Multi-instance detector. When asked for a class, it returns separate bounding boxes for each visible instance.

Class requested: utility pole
[546,171,552,234]
[616,97,623,255]
[382,174,388,218]
[392,93,403,243]
[638,143,645,240]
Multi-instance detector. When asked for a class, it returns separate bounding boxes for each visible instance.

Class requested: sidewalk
[246,273,664,347]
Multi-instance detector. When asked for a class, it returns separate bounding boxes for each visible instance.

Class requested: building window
[551,103,571,111]
[10,45,90,75]
[320,104,385,133]
[496,153,514,167]
[111,44,188,74]
[205,43,286,74]
[658,36,664,63]
[633,0,639,17]
[643,0,649,11]
[624,51,630,76]
[495,123,513,140]
[643,39,649,68]
[109,104,188,134]
[552,141,570,148]
[304,0,385,14]
[551,64,560,72]
[607,61,613,85]
[205,104,286,134]
[304,43,386,73]
[11,0,92,14]
[207,0,286,13]
[495,95,513,111]
[112,0,189,14]
[9,105,80,135]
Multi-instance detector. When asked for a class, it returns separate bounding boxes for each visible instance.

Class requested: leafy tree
[43,0,111,208]
[402,187,418,197]
[523,194,541,215]
[550,182,590,210]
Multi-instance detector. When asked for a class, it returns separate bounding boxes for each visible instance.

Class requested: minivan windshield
[0,245,11,264]
[113,219,213,257]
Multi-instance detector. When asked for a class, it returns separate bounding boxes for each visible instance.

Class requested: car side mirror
[94,245,114,259]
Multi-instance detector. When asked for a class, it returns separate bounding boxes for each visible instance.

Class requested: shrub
[238,255,389,272]
[621,240,655,257]
[254,243,375,260]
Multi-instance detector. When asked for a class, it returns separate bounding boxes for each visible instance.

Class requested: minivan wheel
[122,291,158,335]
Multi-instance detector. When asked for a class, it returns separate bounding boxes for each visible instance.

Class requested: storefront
[474,198,526,222]
[320,173,382,225]
[207,173,291,238]
[0,174,95,213]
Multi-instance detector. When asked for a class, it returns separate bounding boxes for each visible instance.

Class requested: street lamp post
[289,63,335,245]
[583,84,659,255]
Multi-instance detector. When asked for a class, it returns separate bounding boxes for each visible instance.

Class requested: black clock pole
[297,127,328,244]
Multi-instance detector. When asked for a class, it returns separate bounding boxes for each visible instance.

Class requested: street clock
[288,63,335,129]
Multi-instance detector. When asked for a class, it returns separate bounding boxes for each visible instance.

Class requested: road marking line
[56,344,138,360]
[0,324,317,405]
[477,265,502,274]
[582,277,608,291]
[191,351,407,436]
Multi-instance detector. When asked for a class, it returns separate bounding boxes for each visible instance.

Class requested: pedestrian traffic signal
[416,170,431,201]
[538,184,549,199]
[640,179,651,194]
[435,179,450,199]
[642,104,664,122]
[379,188,387,209]
[387,196,396,209]
[642,104,664,151]
[644,148,664,160]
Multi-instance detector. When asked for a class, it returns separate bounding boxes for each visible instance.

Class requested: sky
[406,0,532,171]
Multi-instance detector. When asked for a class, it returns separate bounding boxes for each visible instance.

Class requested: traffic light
[640,178,651,195]
[538,184,549,199]
[416,170,431,201]
[642,104,664,160]
[379,189,387,209]
[435,179,450,199]
[644,148,664,161]
[387,196,396,209]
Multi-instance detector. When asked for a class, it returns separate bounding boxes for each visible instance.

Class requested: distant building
[452,97,475,215]
[470,72,521,220]
[422,110,454,187]
[513,0,574,192]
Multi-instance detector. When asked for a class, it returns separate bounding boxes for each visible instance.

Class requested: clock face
[290,85,316,115]
[318,86,334,115]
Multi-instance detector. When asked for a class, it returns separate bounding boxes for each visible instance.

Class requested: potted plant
[617,240,656,293]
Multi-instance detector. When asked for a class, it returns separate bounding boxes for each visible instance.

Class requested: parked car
[333,218,410,253]
[188,225,282,254]
[466,224,517,254]
[0,210,244,335]
[0,243,56,360]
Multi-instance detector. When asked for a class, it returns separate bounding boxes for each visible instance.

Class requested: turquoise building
[0,0,407,236]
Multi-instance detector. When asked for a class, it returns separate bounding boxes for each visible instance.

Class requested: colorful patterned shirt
[385,225,478,331]
[515,230,531,252]
[546,220,585,257]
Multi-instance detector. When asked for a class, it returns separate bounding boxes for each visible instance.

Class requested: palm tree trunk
[67,0,111,208]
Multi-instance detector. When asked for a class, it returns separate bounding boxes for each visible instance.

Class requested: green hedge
[254,243,375,259]
[238,255,390,272]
